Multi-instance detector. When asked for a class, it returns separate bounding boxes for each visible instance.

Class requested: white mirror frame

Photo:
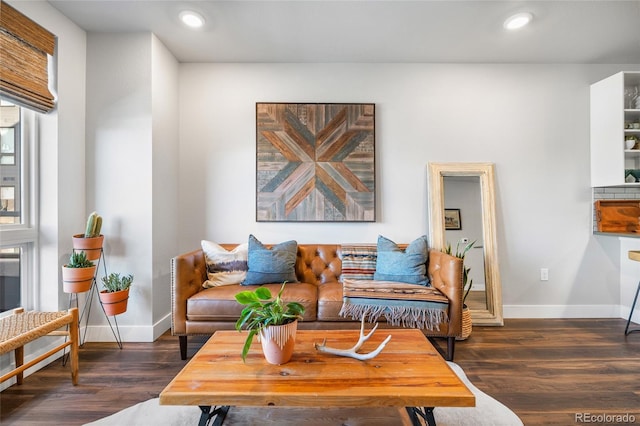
[428,162,504,326]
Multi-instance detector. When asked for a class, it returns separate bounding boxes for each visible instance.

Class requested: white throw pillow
[201,240,248,288]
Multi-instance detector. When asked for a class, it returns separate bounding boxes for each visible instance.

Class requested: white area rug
[85,362,522,426]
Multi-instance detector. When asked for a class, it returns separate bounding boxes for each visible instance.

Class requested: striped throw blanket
[340,244,377,280]
[340,279,449,331]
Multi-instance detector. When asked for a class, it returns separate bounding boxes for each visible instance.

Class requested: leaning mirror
[428,162,503,326]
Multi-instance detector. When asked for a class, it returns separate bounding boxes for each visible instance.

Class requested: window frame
[0,105,38,313]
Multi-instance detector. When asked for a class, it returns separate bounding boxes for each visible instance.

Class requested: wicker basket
[457,306,472,341]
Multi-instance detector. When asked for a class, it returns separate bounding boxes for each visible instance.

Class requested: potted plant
[99,272,133,316]
[235,282,305,364]
[445,239,475,340]
[625,135,638,150]
[72,212,103,261]
[62,251,97,293]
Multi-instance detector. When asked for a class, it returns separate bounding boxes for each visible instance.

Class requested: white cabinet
[591,71,640,187]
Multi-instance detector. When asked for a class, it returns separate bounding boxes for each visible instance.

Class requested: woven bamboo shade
[0,0,56,113]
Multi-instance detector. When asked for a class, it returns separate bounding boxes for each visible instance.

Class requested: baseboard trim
[504,304,638,322]
[83,313,171,343]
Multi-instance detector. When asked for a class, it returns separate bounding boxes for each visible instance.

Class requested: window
[0,103,20,224]
[0,99,36,313]
[1,127,15,165]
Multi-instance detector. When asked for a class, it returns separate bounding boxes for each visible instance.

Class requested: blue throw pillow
[241,234,298,285]
[373,235,430,286]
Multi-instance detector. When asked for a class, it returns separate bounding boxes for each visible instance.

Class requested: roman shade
[0,0,56,113]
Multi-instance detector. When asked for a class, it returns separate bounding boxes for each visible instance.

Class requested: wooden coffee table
[160,328,475,426]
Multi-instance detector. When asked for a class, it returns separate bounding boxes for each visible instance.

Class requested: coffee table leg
[198,405,230,426]
[406,407,436,426]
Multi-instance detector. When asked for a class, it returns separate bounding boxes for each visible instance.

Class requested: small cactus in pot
[73,212,104,261]
[84,211,102,238]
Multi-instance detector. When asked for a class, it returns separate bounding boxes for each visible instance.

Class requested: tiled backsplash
[593,187,640,200]
[593,187,640,232]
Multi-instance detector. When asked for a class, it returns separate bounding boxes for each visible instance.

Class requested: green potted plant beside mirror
[445,239,475,340]
[72,212,104,261]
[99,273,133,316]
[62,251,97,293]
[235,282,305,365]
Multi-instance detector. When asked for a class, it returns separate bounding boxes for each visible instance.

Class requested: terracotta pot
[61,264,96,293]
[259,320,298,365]
[99,288,129,316]
[72,234,104,261]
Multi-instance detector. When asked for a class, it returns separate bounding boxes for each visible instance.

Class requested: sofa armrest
[427,249,464,336]
[171,249,207,335]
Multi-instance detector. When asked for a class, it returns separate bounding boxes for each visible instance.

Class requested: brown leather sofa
[171,244,463,361]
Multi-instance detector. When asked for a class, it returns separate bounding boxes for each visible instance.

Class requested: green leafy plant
[445,239,476,305]
[234,282,305,362]
[84,211,102,238]
[101,272,134,293]
[66,251,93,268]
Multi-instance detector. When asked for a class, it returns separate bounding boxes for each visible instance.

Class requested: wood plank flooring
[1,318,639,425]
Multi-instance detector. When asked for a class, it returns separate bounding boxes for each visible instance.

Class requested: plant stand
[65,248,107,346]
[99,310,123,350]
[62,246,124,356]
[98,287,125,350]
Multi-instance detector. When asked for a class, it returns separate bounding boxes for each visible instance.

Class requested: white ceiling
[47,0,640,64]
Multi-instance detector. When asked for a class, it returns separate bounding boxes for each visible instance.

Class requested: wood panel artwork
[256,103,375,222]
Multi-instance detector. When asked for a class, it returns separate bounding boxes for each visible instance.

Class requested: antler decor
[314,317,392,360]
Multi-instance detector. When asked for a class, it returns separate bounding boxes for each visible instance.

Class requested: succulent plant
[101,272,134,293]
[66,251,94,268]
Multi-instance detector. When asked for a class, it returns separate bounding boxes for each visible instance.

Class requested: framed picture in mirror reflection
[444,208,461,230]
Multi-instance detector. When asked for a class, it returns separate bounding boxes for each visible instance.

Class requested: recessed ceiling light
[179,10,205,29]
[503,12,533,30]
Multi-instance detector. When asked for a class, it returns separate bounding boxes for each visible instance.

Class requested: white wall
[179,63,640,318]
[151,35,179,334]
[84,32,179,342]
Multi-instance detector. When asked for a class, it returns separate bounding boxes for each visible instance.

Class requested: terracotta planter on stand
[62,264,97,293]
[259,320,298,365]
[99,288,129,316]
[72,234,104,261]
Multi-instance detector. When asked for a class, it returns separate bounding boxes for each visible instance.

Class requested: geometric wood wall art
[256,103,375,222]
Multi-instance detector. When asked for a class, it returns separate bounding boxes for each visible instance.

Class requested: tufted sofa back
[295,244,342,285]
[219,243,343,286]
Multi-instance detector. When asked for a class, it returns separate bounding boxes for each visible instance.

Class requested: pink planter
[259,320,298,365]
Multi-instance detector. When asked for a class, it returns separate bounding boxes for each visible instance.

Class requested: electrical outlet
[540,268,549,281]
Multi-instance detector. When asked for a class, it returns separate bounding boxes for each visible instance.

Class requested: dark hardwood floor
[1,318,639,425]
